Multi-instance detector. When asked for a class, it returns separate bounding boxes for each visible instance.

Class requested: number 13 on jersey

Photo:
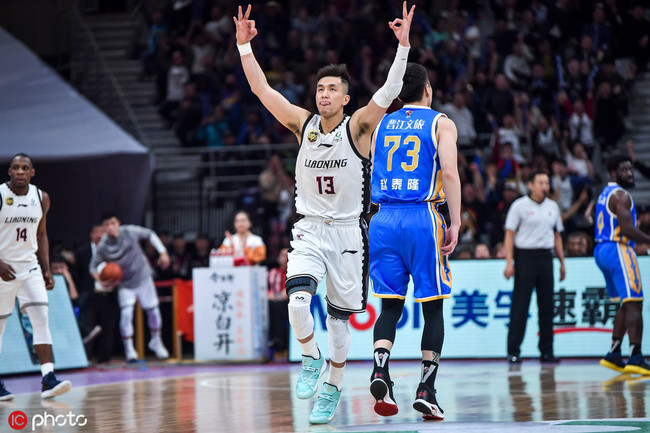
[384,135,421,172]
[316,176,335,194]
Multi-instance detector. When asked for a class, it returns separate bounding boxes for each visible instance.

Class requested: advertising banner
[194,267,268,361]
[289,257,650,361]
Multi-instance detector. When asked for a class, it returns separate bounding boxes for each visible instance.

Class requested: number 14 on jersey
[16,228,27,242]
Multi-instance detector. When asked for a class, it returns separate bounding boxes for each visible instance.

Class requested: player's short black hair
[316,64,350,92]
[398,63,428,104]
[10,153,33,166]
[528,170,549,183]
[607,154,631,173]
[100,211,119,223]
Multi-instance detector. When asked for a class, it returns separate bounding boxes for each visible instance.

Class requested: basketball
[100,262,122,281]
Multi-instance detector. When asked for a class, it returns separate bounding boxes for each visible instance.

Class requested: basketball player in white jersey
[234,2,414,424]
[0,154,71,400]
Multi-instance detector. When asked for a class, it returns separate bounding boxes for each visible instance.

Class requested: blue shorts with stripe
[594,242,643,302]
[369,202,452,302]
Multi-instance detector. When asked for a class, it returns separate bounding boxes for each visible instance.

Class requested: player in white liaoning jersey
[0,154,71,401]
[234,2,414,424]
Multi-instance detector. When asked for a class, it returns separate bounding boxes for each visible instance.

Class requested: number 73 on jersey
[384,135,421,172]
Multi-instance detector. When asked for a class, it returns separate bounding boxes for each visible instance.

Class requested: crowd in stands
[132,0,649,258]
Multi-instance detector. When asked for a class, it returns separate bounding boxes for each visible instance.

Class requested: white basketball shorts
[117,278,159,310]
[286,216,369,317]
[0,260,48,319]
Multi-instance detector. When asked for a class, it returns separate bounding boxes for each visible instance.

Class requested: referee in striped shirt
[503,170,565,364]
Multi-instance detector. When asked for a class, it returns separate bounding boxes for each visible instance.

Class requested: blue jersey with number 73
[372,106,447,204]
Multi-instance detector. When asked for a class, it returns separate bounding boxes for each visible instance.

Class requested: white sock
[301,338,320,359]
[328,364,345,389]
[41,362,54,377]
[150,329,161,340]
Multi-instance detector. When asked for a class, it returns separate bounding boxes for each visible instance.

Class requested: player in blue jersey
[596,155,650,375]
[368,63,461,419]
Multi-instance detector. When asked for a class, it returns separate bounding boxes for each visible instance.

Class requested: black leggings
[374,298,444,353]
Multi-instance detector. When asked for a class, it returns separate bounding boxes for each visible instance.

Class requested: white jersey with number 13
[295,114,371,220]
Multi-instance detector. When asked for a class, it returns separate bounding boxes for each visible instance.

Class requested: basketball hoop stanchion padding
[135,301,145,359]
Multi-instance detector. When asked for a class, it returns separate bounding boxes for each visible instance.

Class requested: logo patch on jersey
[341,249,358,255]
[5,197,13,206]
[307,130,319,143]
[296,233,304,239]
[405,110,413,118]
[17,204,28,207]
[318,142,333,148]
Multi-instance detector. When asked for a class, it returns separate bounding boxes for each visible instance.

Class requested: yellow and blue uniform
[370,106,451,301]
[594,182,643,302]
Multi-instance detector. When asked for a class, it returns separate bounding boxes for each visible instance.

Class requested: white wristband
[237,42,252,56]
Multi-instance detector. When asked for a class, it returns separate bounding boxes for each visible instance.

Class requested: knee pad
[24,305,52,345]
[286,276,318,297]
[288,291,313,340]
[326,315,350,363]
[120,306,135,338]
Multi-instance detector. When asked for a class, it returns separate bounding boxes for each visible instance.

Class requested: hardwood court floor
[1,359,649,432]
